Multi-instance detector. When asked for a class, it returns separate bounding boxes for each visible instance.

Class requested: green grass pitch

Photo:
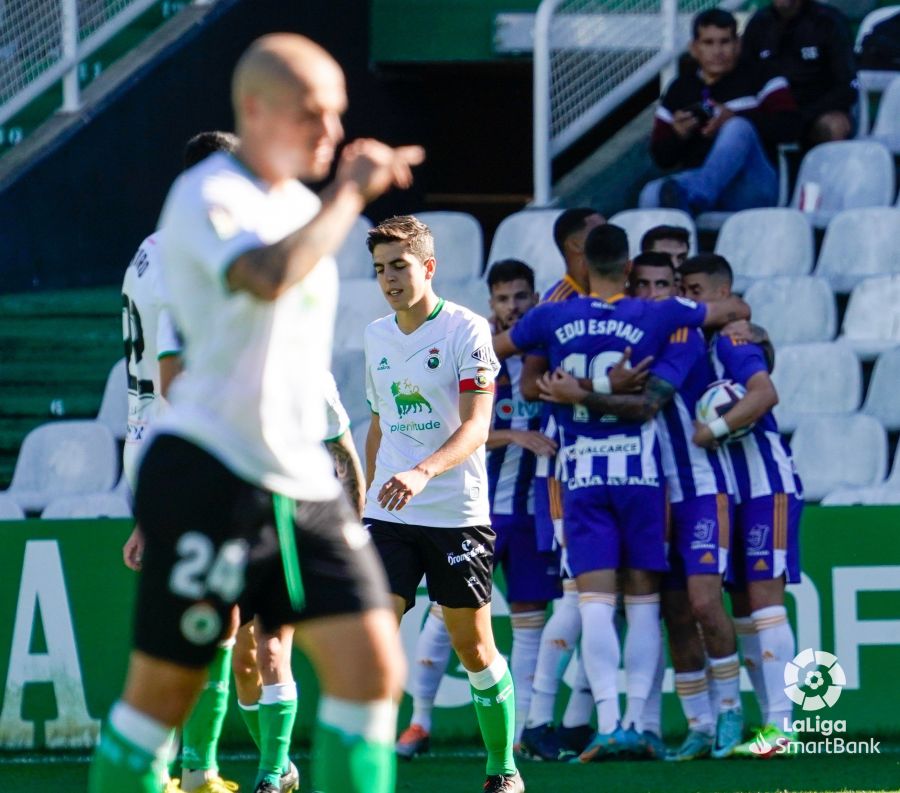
[2,748,898,792]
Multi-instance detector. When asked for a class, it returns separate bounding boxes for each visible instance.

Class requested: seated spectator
[741,0,857,146]
[640,9,801,216]
[640,224,690,269]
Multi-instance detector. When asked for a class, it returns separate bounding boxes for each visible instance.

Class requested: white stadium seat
[335,215,374,280]
[333,278,390,352]
[743,277,835,345]
[861,346,900,430]
[418,211,484,282]
[822,444,900,505]
[96,357,128,440]
[715,209,814,292]
[868,75,900,154]
[1,421,119,513]
[814,208,900,293]
[331,349,369,426]
[488,209,565,296]
[855,6,900,50]
[440,279,491,320]
[42,492,133,519]
[789,141,895,228]
[791,414,887,501]
[608,208,697,258]
[770,341,861,432]
[838,275,900,360]
[0,496,25,520]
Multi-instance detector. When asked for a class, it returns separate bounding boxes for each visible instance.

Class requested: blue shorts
[493,514,562,603]
[563,483,668,576]
[728,493,803,590]
[663,494,732,590]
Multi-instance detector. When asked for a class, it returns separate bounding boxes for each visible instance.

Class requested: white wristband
[708,417,731,439]
[592,375,612,394]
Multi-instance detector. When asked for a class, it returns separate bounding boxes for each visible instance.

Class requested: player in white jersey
[89,34,424,793]
[363,216,524,793]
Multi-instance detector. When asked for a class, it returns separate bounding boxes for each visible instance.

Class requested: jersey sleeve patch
[460,368,496,394]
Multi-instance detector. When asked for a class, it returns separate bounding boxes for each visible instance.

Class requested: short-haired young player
[363,215,525,793]
[681,254,804,756]
[495,224,750,763]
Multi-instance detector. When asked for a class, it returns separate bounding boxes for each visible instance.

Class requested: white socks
[708,654,742,713]
[510,610,546,742]
[561,653,595,728]
[578,593,620,734]
[674,671,714,735]
[735,616,768,720]
[410,606,452,732]
[643,637,666,737]
[526,587,582,728]
[319,697,397,744]
[753,606,795,728]
[621,594,661,732]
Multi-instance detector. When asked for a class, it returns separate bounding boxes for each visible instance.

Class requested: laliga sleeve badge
[474,368,494,389]
[425,348,442,370]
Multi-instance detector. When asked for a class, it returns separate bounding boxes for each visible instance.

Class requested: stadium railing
[532,0,744,206]
[0,0,216,129]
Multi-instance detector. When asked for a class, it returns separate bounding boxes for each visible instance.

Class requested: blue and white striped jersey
[487,356,542,515]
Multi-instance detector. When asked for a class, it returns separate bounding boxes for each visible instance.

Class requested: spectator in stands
[639,9,801,216]
[741,0,857,146]
[640,225,690,269]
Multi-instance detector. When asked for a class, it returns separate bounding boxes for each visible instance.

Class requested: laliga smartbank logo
[747,649,879,757]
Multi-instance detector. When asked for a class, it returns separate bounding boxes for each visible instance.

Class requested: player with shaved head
[89,33,423,793]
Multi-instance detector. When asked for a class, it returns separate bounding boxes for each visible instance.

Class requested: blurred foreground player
[89,33,423,793]
[363,216,524,792]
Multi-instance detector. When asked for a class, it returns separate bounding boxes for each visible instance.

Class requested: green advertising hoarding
[1,506,898,750]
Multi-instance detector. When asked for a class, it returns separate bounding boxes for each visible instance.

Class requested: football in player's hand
[695,379,754,441]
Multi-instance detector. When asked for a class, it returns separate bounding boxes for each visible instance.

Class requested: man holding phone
[639,9,801,216]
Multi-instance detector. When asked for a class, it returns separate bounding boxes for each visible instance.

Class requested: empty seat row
[744,274,900,356]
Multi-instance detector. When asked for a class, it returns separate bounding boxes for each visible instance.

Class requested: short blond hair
[366,215,435,262]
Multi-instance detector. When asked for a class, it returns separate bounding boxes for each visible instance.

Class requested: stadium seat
[440,279,491,319]
[838,275,900,360]
[822,445,900,505]
[770,341,861,432]
[331,349,369,426]
[350,417,371,462]
[42,492,133,519]
[418,211,484,282]
[868,75,900,154]
[0,496,25,520]
[335,215,374,279]
[488,209,565,295]
[828,0,878,21]
[96,357,128,440]
[715,209,814,292]
[608,208,697,258]
[861,346,900,430]
[855,6,900,51]
[789,141,895,228]
[333,278,390,352]
[791,414,887,501]
[1,421,119,513]
[814,208,900,293]
[742,277,835,345]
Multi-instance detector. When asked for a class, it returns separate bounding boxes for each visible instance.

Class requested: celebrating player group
[94,29,804,793]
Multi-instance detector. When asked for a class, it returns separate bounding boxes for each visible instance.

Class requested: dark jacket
[650,63,801,169]
[741,0,857,125]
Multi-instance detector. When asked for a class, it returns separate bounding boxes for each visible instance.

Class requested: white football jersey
[154,152,340,501]
[364,299,500,527]
[121,232,183,488]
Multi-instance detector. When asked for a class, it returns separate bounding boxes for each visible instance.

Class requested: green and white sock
[181,641,233,780]
[88,701,173,793]
[468,655,517,776]
[256,682,298,787]
[238,699,261,750]
[312,696,396,793]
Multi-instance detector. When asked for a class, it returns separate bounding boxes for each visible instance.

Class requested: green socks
[238,700,261,749]
[312,697,397,793]
[89,702,173,793]
[468,656,517,776]
[255,682,298,787]
[181,642,233,774]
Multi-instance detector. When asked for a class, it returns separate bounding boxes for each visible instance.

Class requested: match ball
[695,379,753,441]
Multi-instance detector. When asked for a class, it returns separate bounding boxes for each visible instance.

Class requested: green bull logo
[391,380,433,417]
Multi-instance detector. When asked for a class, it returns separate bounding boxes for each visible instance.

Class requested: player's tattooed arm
[538,369,675,421]
[326,433,366,518]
